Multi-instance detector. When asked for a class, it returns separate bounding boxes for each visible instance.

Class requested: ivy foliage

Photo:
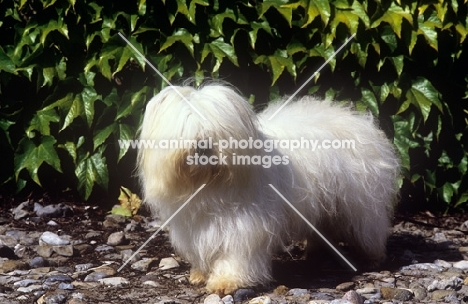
[0,0,467,211]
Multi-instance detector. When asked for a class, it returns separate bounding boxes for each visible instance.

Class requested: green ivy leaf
[27,109,60,136]
[82,86,99,127]
[440,182,454,203]
[59,141,78,164]
[210,8,238,37]
[417,15,439,51]
[14,136,62,186]
[254,50,295,85]
[93,124,116,151]
[299,0,330,27]
[42,93,74,112]
[160,28,195,57]
[360,87,379,116]
[118,123,134,161]
[258,0,299,27]
[75,152,109,200]
[201,38,239,73]
[404,77,443,122]
[0,47,16,73]
[381,26,398,53]
[118,37,145,72]
[118,87,147,120]
[330,9,359,37]
[371,3,413,38]
[248,20,273,49]
[392,113,420,171]
[40,19,69,45]
[61,94,82,131]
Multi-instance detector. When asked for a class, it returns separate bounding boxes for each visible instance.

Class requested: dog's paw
[189,269,207,285]
[206,276,240,296]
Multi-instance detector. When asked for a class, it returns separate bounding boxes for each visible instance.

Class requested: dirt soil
[0,196,467,303]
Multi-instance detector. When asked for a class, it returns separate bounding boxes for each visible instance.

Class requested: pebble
[13,279,41,287]
[427,276,463,291]
[453,260,468,270]
[74,263,94,272]
[431,289,457,300]
[234,288,256,301]
[380,287,413,301]
[288,288,309,296]
[99,277,130,287]
[40,231,70,246]
[336,282,355,291]
[107,231,125,246]
[341,290,364,304]
[12,201,30,220]
[222,295,234,304]
[84,271,108,282]
[0,235,18,247]
[0,260,28,273]
[34,203,73,218]
[248,295,271,304]
[131,258,157,272]
[204,294,222,304]
[158,257,179,270]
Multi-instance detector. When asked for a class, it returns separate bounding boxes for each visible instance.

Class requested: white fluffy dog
[138,84,399,295]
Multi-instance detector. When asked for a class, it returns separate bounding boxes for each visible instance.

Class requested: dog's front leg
[205,257,245,296]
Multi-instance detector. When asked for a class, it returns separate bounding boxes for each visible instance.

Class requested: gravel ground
[0,199,467,304]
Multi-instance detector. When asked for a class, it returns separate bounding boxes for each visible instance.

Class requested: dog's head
[138,84,262,203]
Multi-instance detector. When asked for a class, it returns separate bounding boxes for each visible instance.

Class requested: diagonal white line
[118,32,207,120]
[117,184,206,272]
[268,33,356,120]
[268,184,357,271]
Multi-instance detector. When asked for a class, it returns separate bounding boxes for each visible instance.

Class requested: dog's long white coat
[138,84,399,294]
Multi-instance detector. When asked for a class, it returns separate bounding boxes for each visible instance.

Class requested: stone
[0,260,28,273]
[434,259,452,268]
[233,289,256,301]
[53,245,74,257]
[88,265,116,276]
[204,294,222,304]
[36,245,54,258]
[99,277,130,287]
[159,257,179,270]
[75,263,94,272]
[94,245,114,253]
[287,288,309,296]
[12,201,30,220]
[107,231,125,246]
[30,256,49,268]
[0,235,18,247]
[13,279,41,287]
[409,282,427,300]
[431,290,457,300]
[336,282,355,291]
[341,290,364,304]
[453,260,468,270]
[221,295,234,304]
[427,276,463,291]
[40,231,70,246]
[35,203,73,218]
[17,284,42,293]
[248,296,271,304]
[131,258,157,272]
[380,287,413,301]
[44,274,73,283]
[84,272,108,282]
